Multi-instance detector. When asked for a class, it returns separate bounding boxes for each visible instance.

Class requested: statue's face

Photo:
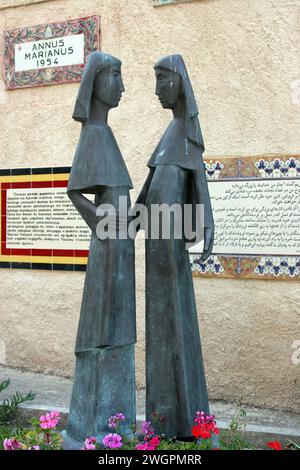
[155,67,182,109]
[93,62,125,108]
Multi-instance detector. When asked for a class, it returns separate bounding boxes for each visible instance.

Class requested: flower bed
[1,409,299,451]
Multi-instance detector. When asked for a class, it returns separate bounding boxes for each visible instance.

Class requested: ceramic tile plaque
[3,16,100,89]
[0,167,89,271]
[191,155,300,280]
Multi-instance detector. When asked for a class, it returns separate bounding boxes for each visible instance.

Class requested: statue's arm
[135,167,155,206]
[67,189,97,233]
[131,167,155,233]
[190,161,214,260]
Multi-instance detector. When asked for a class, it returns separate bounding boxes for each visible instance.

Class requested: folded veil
[155,53,204,151]
[73,51,122,123]
[147,54,205,170]
[68,51,133,193]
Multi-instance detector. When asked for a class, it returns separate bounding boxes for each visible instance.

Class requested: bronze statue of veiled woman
[66,52,136,442]
[136,54,214,438]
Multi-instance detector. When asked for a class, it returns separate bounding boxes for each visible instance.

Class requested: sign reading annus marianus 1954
[14,34,85,72]
[3,16,100,89]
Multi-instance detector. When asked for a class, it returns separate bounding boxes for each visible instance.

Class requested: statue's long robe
[137,135,213,438]
[67,123,136,442]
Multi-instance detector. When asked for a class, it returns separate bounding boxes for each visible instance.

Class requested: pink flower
[141,421,154,436]
[3,438,21,450]
[29,445,40,450]
[136,442,149,450]
[148,436,160,450]
[108,413,126,429]
[194,411,216,426]
[39,410,60,430]
[84,437,97,450]
[136,437,160,451]
[102,433,123,449]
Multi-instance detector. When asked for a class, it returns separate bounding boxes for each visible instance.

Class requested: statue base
[66,344,136,443]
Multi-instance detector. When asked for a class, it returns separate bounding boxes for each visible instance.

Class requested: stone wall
[0,0,51,10]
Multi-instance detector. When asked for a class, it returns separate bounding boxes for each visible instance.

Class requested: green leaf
[0,380,36,424]
[0,379,10,394]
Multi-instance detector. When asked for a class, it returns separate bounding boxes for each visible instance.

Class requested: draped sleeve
[186,154,214,247]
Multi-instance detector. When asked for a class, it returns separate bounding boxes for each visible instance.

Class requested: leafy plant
[0,378,35,424]
[219,407,252,450]
[0,425,11,449]
[286,439,300,450]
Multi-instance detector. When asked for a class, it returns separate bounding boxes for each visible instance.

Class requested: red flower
[267,440,283,451]
[192,425,203,439]
[192,424,211,440]
[199,429,211,439]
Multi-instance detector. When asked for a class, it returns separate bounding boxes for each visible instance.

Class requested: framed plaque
[0,167,89,270]
[2,16,100,89]
[191,155,300,280]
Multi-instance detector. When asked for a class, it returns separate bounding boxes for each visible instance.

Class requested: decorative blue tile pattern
[255,157,300,178]
[254,257,300,277]
[191,255,224,275]
[204,160,224,179]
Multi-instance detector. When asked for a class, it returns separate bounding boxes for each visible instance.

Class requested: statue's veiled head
[73,52,125,123]
[154,54,204,150]
[155,65,182,110]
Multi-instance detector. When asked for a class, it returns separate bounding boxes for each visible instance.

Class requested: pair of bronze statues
[66,52,214,442]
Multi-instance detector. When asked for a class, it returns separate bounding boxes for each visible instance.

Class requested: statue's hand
[199,227,214,263]
[95,210,129,239]
[129,204,146,233]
